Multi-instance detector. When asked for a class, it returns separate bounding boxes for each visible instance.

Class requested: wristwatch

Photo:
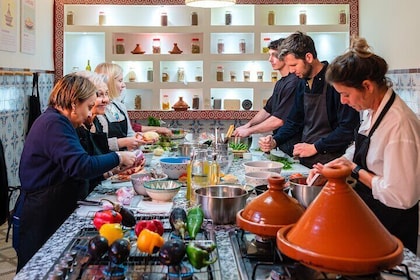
[351,165,362,180]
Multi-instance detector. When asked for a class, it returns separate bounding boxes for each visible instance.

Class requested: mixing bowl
[159,157,189,179]
[289,176,324,208]
[131,172,168,196]
[243,160,284,173]
[195,185,249,224]
[143,180,182,202]
[245,171,281,187]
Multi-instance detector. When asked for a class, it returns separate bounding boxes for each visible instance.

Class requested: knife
[77,200,102,206]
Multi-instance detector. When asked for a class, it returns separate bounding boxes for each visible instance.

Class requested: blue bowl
[160,157,190,164]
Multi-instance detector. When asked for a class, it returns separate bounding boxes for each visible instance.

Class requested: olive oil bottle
[85,60,91,71]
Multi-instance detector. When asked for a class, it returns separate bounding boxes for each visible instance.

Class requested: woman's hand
[118,151,137,169]
[118,136,141,151]
[306,157,355,184]
[258,135,276,152]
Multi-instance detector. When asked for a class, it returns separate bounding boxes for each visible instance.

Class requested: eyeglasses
[96,90,109,98]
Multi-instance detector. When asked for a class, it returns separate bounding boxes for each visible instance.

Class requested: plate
[242,99,253,110]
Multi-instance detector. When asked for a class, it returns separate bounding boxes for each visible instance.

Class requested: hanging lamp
[185,0,235,8]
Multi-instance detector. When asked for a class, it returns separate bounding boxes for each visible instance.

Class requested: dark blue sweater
[19,107,119,192]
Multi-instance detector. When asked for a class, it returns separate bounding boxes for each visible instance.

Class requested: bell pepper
[134,219,164,236]
[186,241,217,269]
[99,223,124,245]
[101,198,136,227]
[187,205,204,239]
[93,209,122,230]
[136,228,165,254]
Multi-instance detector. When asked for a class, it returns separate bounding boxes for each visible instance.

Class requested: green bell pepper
[187,205,204,239]
[186,241,217,269]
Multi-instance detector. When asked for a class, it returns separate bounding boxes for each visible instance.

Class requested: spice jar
[147,68,153,82]
[262,37,271,53]
[162,94,170,110]
[177,67,185,82]
[257,71,264,82]
[128,68,136,82]
[152,38,161,54]
[216,66,224,82]
[217,39,224,54]
[191,12,198,26]
[225,11,232,25]
[162,67,169,82]
[268,10,275,25]
[99,11,106,25]
[135,95,142,109]
[230,71,237,82]
[161,12,168,26]
[191,38,200,54]
[115,38,125,54]
[299,10,307,25]
[339,10,347,24]
[67,11,74,25]
[271,71,278,82]
[195,66,203,82]
[192,95,199,109]
[239,39,246,54]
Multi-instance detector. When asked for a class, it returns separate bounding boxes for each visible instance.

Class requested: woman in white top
[309,36,420,253]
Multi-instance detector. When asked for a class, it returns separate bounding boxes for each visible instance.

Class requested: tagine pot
[172,96,189,111]
[236,176,305,237]
[276,165,403,275]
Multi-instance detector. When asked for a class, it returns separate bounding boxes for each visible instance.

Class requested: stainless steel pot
[177,143,208,157]
[195,185,248,224]
[289,177,324,208]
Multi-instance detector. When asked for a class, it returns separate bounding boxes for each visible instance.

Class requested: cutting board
[224,99,240,110]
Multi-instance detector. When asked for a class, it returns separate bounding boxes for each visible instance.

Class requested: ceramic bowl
[245,171,281,187]
[243,160,284,174]
[159,157,190,179]
[131,172,168,196]
[143,180,182,202]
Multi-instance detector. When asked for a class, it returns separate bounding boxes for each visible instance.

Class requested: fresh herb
[229,142,248,151]
[271,156,294,170]
[147,116,160,127]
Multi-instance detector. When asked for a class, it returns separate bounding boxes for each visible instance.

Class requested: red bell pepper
[93,209,123,230]
[134,219,164,236]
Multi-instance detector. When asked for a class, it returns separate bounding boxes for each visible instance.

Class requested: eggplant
[101,198,136,227]
[159,239,186,266]
[169,207,187,239]
[87,235,109,261]
[108,238,131,264]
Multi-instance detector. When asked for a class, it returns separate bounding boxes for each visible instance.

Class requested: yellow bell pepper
[136,228,165,254]
[99,223,124,245]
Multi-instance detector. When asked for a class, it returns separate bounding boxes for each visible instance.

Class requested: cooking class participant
[259,31,359,167]
[233,38,300,156]
[13,74,137,272]
[94,62,171,151]
[308,36,420,253]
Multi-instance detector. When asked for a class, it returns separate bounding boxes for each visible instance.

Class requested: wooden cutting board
[224,99,240,110]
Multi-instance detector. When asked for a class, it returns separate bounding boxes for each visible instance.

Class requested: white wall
[0,0,54,70]
[359,0,420,70]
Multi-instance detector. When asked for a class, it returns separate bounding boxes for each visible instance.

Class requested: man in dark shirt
[234,38,299,155]
[259,32,360,168]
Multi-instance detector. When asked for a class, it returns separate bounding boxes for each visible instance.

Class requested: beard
[302,62,313,80]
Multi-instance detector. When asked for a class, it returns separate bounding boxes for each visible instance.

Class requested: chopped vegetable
[271,156,294,170]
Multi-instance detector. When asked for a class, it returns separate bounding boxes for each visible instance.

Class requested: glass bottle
[239,39,246,54]
[195,66,203,82]
[190,149,209,204]
[339,10,347,24]
[98,11,106,25]
[217,39,224,54]
[177,67,185,82]
[191,12,198,26]
[216,66,224,82]
[85,60,91,71]
[299,10,307,25]
[162,94,170,110]
[186,158,192,203]
[128,67,136,82]
[192,95,199,109]
[147,67,153,82]
[67,11,74,25]
[225,11,232,25]
[207,153,220,185]
[191,38,200,54]
[135,95,142,109]
[268,10,275,25]
[162,67,169,82]
[152,38,161,54]
[115,38,125,54]
[161,12,168,26]
[262,37,271,53]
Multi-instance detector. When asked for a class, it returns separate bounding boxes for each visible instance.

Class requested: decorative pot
[172,96,189,111]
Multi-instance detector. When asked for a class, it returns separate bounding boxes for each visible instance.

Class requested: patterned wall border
[128,109,258,120]
[388,68,420,74]
[54,0,358,82]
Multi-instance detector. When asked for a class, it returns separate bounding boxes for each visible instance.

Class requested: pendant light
[185,0,235,8]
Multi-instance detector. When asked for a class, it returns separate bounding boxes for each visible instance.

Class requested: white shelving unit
[63,4,350,111]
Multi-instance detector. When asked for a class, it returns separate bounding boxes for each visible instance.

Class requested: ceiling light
[185,0,236,8]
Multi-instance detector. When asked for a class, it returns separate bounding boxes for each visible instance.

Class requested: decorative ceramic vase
[277,165,404,275]
[236,176,305,237]
[172,96,189,111]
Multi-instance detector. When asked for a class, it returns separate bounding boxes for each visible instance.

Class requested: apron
[299,82,342,168]
[13,178,82,271]
[353,91,418,253]
[106,102,128,139]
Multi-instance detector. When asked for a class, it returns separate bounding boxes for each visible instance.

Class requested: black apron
[299,82,342,168]
[27,73,41,136]
[106,102,128,139]
[353,91,418,253]
[13,178,83,272]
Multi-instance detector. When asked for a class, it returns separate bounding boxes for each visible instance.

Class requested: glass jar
[195,66,203,82]
[98,11,106,25]
[190,149,209,204]
[299,10,307,25]
[115,38,125,54]
[147,68,153,82]
[262,37,271,53]
[177,67,185,82]
[128,68,136,82]
[271,71,278,82]
[162,94,170,110]
[339,10,347,24]
[161,12,168,26]
[135,95,142,109]
[162,67,169,82]
[217,39,224,54]
[192,95,199,109]
[216,66,224,82]
[191,38,200,54]
[191,12,198,26]
[225,11,232,25]
[268,10,275,25]
[230,71,237,82]
[152,38,161,54]
[257,71,264,82]
[67,11,74,25]
[239,39,246,54]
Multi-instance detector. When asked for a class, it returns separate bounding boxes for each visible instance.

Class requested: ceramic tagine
[172,96,189,111]
[236,176,305,237]
[276,165,404,275]
[131,44,145,54]
[169,43,183,54]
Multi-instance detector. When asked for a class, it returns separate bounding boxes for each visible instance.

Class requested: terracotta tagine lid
[236,176,305,237]
[169,43,183,54]
[276,165,403,275]
[172,96,189,111]
[131,44,145,54]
